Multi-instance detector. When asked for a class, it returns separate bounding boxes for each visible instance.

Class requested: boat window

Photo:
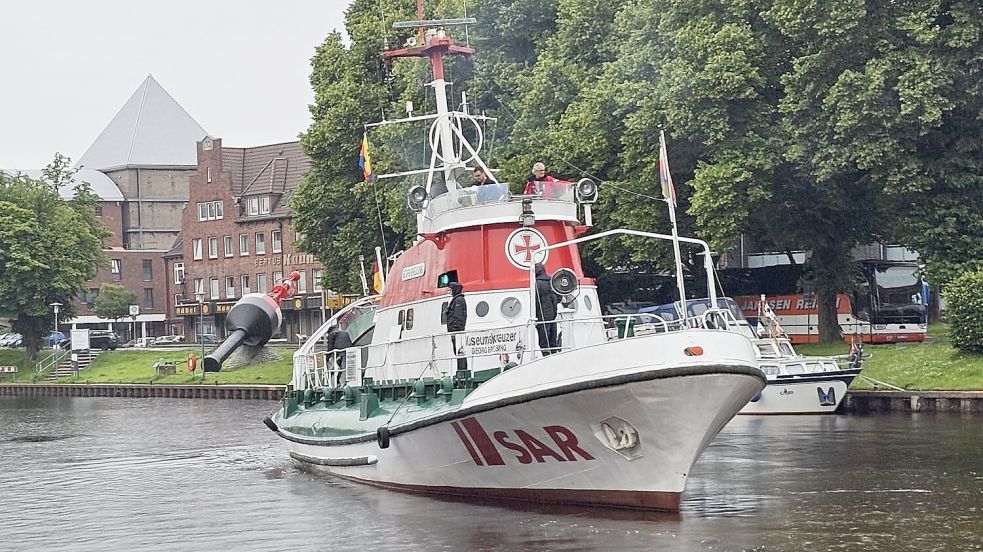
[405,308,414,330]
[760,365,780,376]
[823,362,839,372]
[475,301,489,317]
[398,310,405,326]
[779,343,795,356]
[756,343,777,358]
[437,270,459,288]
[804,362,823,373]
[785,363,805,375]
[584,295,592,312]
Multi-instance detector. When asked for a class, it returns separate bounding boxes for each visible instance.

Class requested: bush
[944,270,983,353]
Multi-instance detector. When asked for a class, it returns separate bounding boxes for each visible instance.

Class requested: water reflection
[1,397,980,552]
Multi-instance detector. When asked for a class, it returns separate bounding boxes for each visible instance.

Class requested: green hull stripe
[273,364,764,447]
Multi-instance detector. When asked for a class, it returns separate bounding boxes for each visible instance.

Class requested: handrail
[35,349,68,375]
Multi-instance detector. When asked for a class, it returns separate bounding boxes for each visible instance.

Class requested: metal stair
[44,350,103,381]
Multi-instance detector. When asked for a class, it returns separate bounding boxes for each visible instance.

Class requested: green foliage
[944,270,983,353]
[0,155,109,360]
[92,283,138,322]
[53,348,294,384]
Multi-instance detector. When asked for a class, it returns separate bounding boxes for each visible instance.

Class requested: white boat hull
[740,370,860,415]
[274,363,764,510]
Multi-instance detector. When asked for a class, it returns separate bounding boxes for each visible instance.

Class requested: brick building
[64,75,208,339]
[165,137,326,343]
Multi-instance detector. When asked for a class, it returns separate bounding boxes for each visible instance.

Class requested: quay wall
[843,390,983,413]
[0,383,285,400]
[2,385,981,412]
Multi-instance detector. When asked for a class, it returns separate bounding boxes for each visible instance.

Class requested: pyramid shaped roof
[77,75,209,171]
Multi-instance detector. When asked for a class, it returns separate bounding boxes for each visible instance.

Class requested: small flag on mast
[371,261,383,294]
[658,130,677,208]
[358,133,375,182]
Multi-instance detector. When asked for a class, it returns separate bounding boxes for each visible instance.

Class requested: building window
[197,200,224,221]
[247,197,259,216]
[209,277,220,300]
[143,288,154,309]
[142,259,153,281]
[272,230,282,253]
[224,236,233,258]
[312,269,323,292]
[174,293,184,306]
[208,237,218,259]
[241,275,251,295]
[192,239,203,260]
[111,259,122,281]
[194,278,204,296]
[81,288,99,305]
[94,205,103,217]
[297,270,307,293]
[239,234,249,256]
[225,277,235,299]
[260,196,271,214]
[174,262,185,284]
[273,271,283,287]
[206,167,212,183]
[255,233,266,255]
[256,273,268,294]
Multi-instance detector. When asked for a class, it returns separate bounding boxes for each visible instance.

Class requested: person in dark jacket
[534,263,560,355]
[323,327,353,386]
[444,282,468,372]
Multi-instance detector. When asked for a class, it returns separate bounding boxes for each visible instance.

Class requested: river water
[0,397,979,552]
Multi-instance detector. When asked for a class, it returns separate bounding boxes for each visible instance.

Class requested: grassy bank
[0,349,60,383]
[52,348,293,385]
[797,324,983,391]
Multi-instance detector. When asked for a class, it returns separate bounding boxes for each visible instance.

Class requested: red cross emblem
[505,228,549,269]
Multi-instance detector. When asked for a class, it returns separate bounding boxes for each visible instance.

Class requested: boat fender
[377,426,391,449]
[750,392,762,403]
[263,416,279,433]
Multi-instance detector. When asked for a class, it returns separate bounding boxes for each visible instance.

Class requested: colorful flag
[658,130,677,208]
[372,260,383,294]
[358,133,375,182]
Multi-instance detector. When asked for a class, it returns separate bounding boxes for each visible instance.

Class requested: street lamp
[194,291,205,379]
[49,302,62,331]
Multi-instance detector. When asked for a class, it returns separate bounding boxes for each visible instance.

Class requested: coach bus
[717,262,927,344]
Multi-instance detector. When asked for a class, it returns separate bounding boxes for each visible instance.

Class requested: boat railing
[423,181,575,220]
[298,307,745,390]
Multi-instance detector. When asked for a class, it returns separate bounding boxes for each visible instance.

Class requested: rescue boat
[207,10,765,511]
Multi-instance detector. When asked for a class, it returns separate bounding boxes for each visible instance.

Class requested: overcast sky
[0,0,352,169]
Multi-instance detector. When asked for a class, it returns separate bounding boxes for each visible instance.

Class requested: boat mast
[384,4,475,192]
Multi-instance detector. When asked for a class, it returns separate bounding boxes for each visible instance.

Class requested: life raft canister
[187,353,197,373]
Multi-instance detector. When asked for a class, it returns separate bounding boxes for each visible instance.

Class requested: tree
[0,154,109,360]
[92,283,138,324]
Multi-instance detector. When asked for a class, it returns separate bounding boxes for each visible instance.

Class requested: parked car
[2,333,23,347]
[46,331,66,347]
[152,335,185,345]
[0,333,15,346]
[133,337,156,348]
[200,334,218,344]
[57,330,120,351]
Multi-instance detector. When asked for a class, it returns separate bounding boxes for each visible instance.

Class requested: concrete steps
[45,350,104,381]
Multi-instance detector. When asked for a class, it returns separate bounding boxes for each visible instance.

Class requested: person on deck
[524,162,557,195]
[444,282,469,373]
[534,263,560,355]
[473,167,492,185]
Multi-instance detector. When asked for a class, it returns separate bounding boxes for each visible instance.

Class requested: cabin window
[398,310,405,326]
[437,270,458,288]
[785,363,805,375]
[475,301,489,317]
[584,295,593,312]
[404,308,414,330]
[761,365,780,376]
[756,343,777,358]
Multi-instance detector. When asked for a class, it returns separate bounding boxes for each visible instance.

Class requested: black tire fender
[376,426,391,449]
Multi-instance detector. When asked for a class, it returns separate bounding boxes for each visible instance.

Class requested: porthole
[501,297,522,319]
[584,295,593,312]
[475,301,489,317]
